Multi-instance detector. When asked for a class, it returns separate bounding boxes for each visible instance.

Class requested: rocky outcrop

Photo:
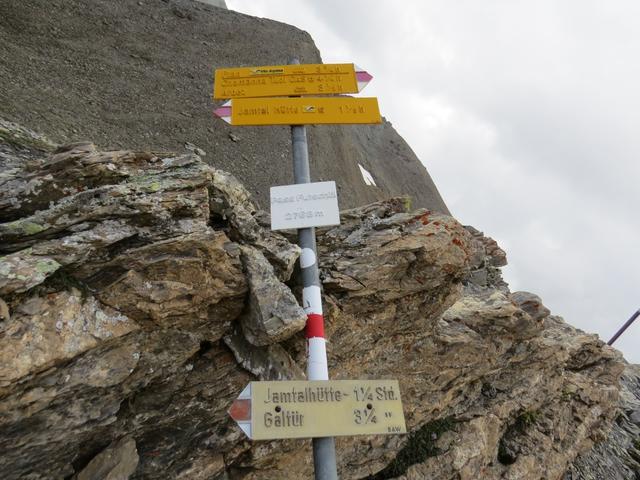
[566,364,640,479]
[0,0,449,214]
[0,121,626,479]
[0,119,299,479]
[75,435,139,480]
[238,245,306,346]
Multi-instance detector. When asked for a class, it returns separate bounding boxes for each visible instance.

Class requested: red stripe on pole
[306,313,325,338]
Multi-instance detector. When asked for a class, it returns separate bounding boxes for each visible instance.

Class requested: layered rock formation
[0,0,449,214]
[566,364,640,479]
[0,120,626,479]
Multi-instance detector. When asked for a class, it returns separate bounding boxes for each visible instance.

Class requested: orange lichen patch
[412,212,431,225]
[228,399,251,421]
[442,263,458,274]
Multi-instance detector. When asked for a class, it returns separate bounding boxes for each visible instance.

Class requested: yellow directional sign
[215,97,382,125]
[228,379,406,440]
[214,63,370,99]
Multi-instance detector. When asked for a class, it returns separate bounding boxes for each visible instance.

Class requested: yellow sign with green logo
[214,63,360,99]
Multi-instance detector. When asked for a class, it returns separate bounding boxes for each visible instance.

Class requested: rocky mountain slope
[2,1,638,478]
[0,0,449,214]
[565,364,640,479]
[0,119,629,479]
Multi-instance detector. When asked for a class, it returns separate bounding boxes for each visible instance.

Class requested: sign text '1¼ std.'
[214,97,382,126]
[228,380,407,440]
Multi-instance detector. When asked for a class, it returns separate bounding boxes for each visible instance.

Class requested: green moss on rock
[35,259,61,274]
[4,220,47,236]
[514,410,539,433]
[497,409,540,465]
[369,417,456,479]
[33,268,92,301]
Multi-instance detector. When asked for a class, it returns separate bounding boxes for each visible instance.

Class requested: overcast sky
[226,0,639,363]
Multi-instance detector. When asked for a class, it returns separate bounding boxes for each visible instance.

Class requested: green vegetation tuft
[497,409,540,465]
[33,268,92,302]
[402,196,413,212]
[560,389,574,401]
[368,417,456,479]
[514,410,539,433]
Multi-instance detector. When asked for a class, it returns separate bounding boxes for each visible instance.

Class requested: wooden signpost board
[213,97,382,125]
[213,63,373,99]
[213,60,400,479]
[229,380,406,440]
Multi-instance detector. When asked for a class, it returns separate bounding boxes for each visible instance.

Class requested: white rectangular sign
[270,181,340,230]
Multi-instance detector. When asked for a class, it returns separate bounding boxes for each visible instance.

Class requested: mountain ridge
[0,0,449,214]
[1,1,637,478]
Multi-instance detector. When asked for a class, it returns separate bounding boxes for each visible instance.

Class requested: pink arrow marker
[355,65,373,92]
[213,100,232,124]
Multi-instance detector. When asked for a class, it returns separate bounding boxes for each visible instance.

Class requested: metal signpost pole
[290,61,339,480]
[607,308,640,345]
[220,58,385,476]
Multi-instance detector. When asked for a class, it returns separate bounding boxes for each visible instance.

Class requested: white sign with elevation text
[270,181,341,230]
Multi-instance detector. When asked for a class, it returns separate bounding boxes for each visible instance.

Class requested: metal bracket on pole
[290,58,339,480]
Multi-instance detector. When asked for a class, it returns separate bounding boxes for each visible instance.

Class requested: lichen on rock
[0,120,627,480]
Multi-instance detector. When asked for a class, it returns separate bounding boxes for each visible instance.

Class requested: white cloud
[226,0,640,363]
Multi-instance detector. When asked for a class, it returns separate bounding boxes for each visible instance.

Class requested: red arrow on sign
[228,384,252,438]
